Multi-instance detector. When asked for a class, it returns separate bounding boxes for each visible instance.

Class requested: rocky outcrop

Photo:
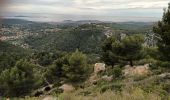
[42,96,57,100]
[123,64,150,76]
[102,75,113,82]
[158,73,170,78]
[94,63,106,73]
[59,84,75,93]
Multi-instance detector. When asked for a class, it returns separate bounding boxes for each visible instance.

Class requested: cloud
[2,0,170,21]
[8,0,169,10]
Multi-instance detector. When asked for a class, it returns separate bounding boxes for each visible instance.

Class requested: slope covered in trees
[24,24,106,54]
[0,3,170,100]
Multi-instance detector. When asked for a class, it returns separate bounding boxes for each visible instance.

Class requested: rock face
[87,63,107,84]
[87,63,114,84]
[123,64,150,76]
[59,84,75,93]
[94,63,106,73]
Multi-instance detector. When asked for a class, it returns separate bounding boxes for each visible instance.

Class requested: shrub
[159,61,170,68]
[100,84,123,93]
[102,34,145,67]
[63,50,90,83]
[58,87,162,100]
[45,50,91,84]
[0,59,42,97]
[112,67,123,78]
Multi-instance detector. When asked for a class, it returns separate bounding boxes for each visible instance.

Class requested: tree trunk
[111,63,114,69]
[130,60,133,67]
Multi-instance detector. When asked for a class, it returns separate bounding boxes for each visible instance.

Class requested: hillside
[0,16,169,100]
[1,19,35,25]
[1,19,154,53]
[0,41,30,54]
[104,22,154,33]
[1,0,170,100]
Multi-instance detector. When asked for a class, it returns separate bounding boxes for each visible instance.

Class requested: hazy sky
[2,0,169,22]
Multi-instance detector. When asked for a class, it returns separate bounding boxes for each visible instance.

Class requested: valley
[0,3,170,100]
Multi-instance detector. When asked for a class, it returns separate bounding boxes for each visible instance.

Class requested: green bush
[112,67,123,78]
[63,50,90,83]
[0,59,42,97]
[159,61,170,68]
[45,57,67,84]
[145,47,160,59]
[100,83,123,93]
[150,61,170,73]
[162,83,170,93]
[45,50,91,84]
[136,58,157,66]
[102,34,145,67]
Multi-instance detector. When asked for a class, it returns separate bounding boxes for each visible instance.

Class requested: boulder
[123,64,150,76]
[159,73,170,78]
[94,63,106,73]
[42,96,57,100]
[59,84,75,93]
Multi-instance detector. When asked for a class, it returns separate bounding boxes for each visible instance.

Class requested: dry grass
[57,87,162,100]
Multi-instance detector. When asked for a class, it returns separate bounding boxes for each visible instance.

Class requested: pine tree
[63,50,89,83]
[120,34,145,66]
[45,50,90,84]
[102,34,144,66]
[0,60,42,97]
[153,3,170,61]
[101,36,121,67]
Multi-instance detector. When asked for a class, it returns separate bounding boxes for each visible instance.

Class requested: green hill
[0,41,30,54]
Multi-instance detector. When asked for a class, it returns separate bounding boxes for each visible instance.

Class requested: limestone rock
[94,63,106,73]
[42,96,57,100]
[123,64,150,76]
[59,84,75,93]
[102,75,113,82]
[159,73,170,78]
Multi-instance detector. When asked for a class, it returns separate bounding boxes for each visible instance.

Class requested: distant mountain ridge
[60,20,104,24]
[1,19,35,25]
[1,18,155,25]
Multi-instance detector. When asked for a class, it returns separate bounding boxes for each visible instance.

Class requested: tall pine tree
[153,3,170,61]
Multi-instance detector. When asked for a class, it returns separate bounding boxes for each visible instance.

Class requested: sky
[1,0,169,22]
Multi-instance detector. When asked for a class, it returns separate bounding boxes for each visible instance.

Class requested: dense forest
[0,3,170,100]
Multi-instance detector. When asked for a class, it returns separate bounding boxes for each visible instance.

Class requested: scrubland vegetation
[0,3,170,100]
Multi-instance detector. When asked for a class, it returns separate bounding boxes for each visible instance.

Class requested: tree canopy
[153,3,170,61]
[102,34,145,66]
